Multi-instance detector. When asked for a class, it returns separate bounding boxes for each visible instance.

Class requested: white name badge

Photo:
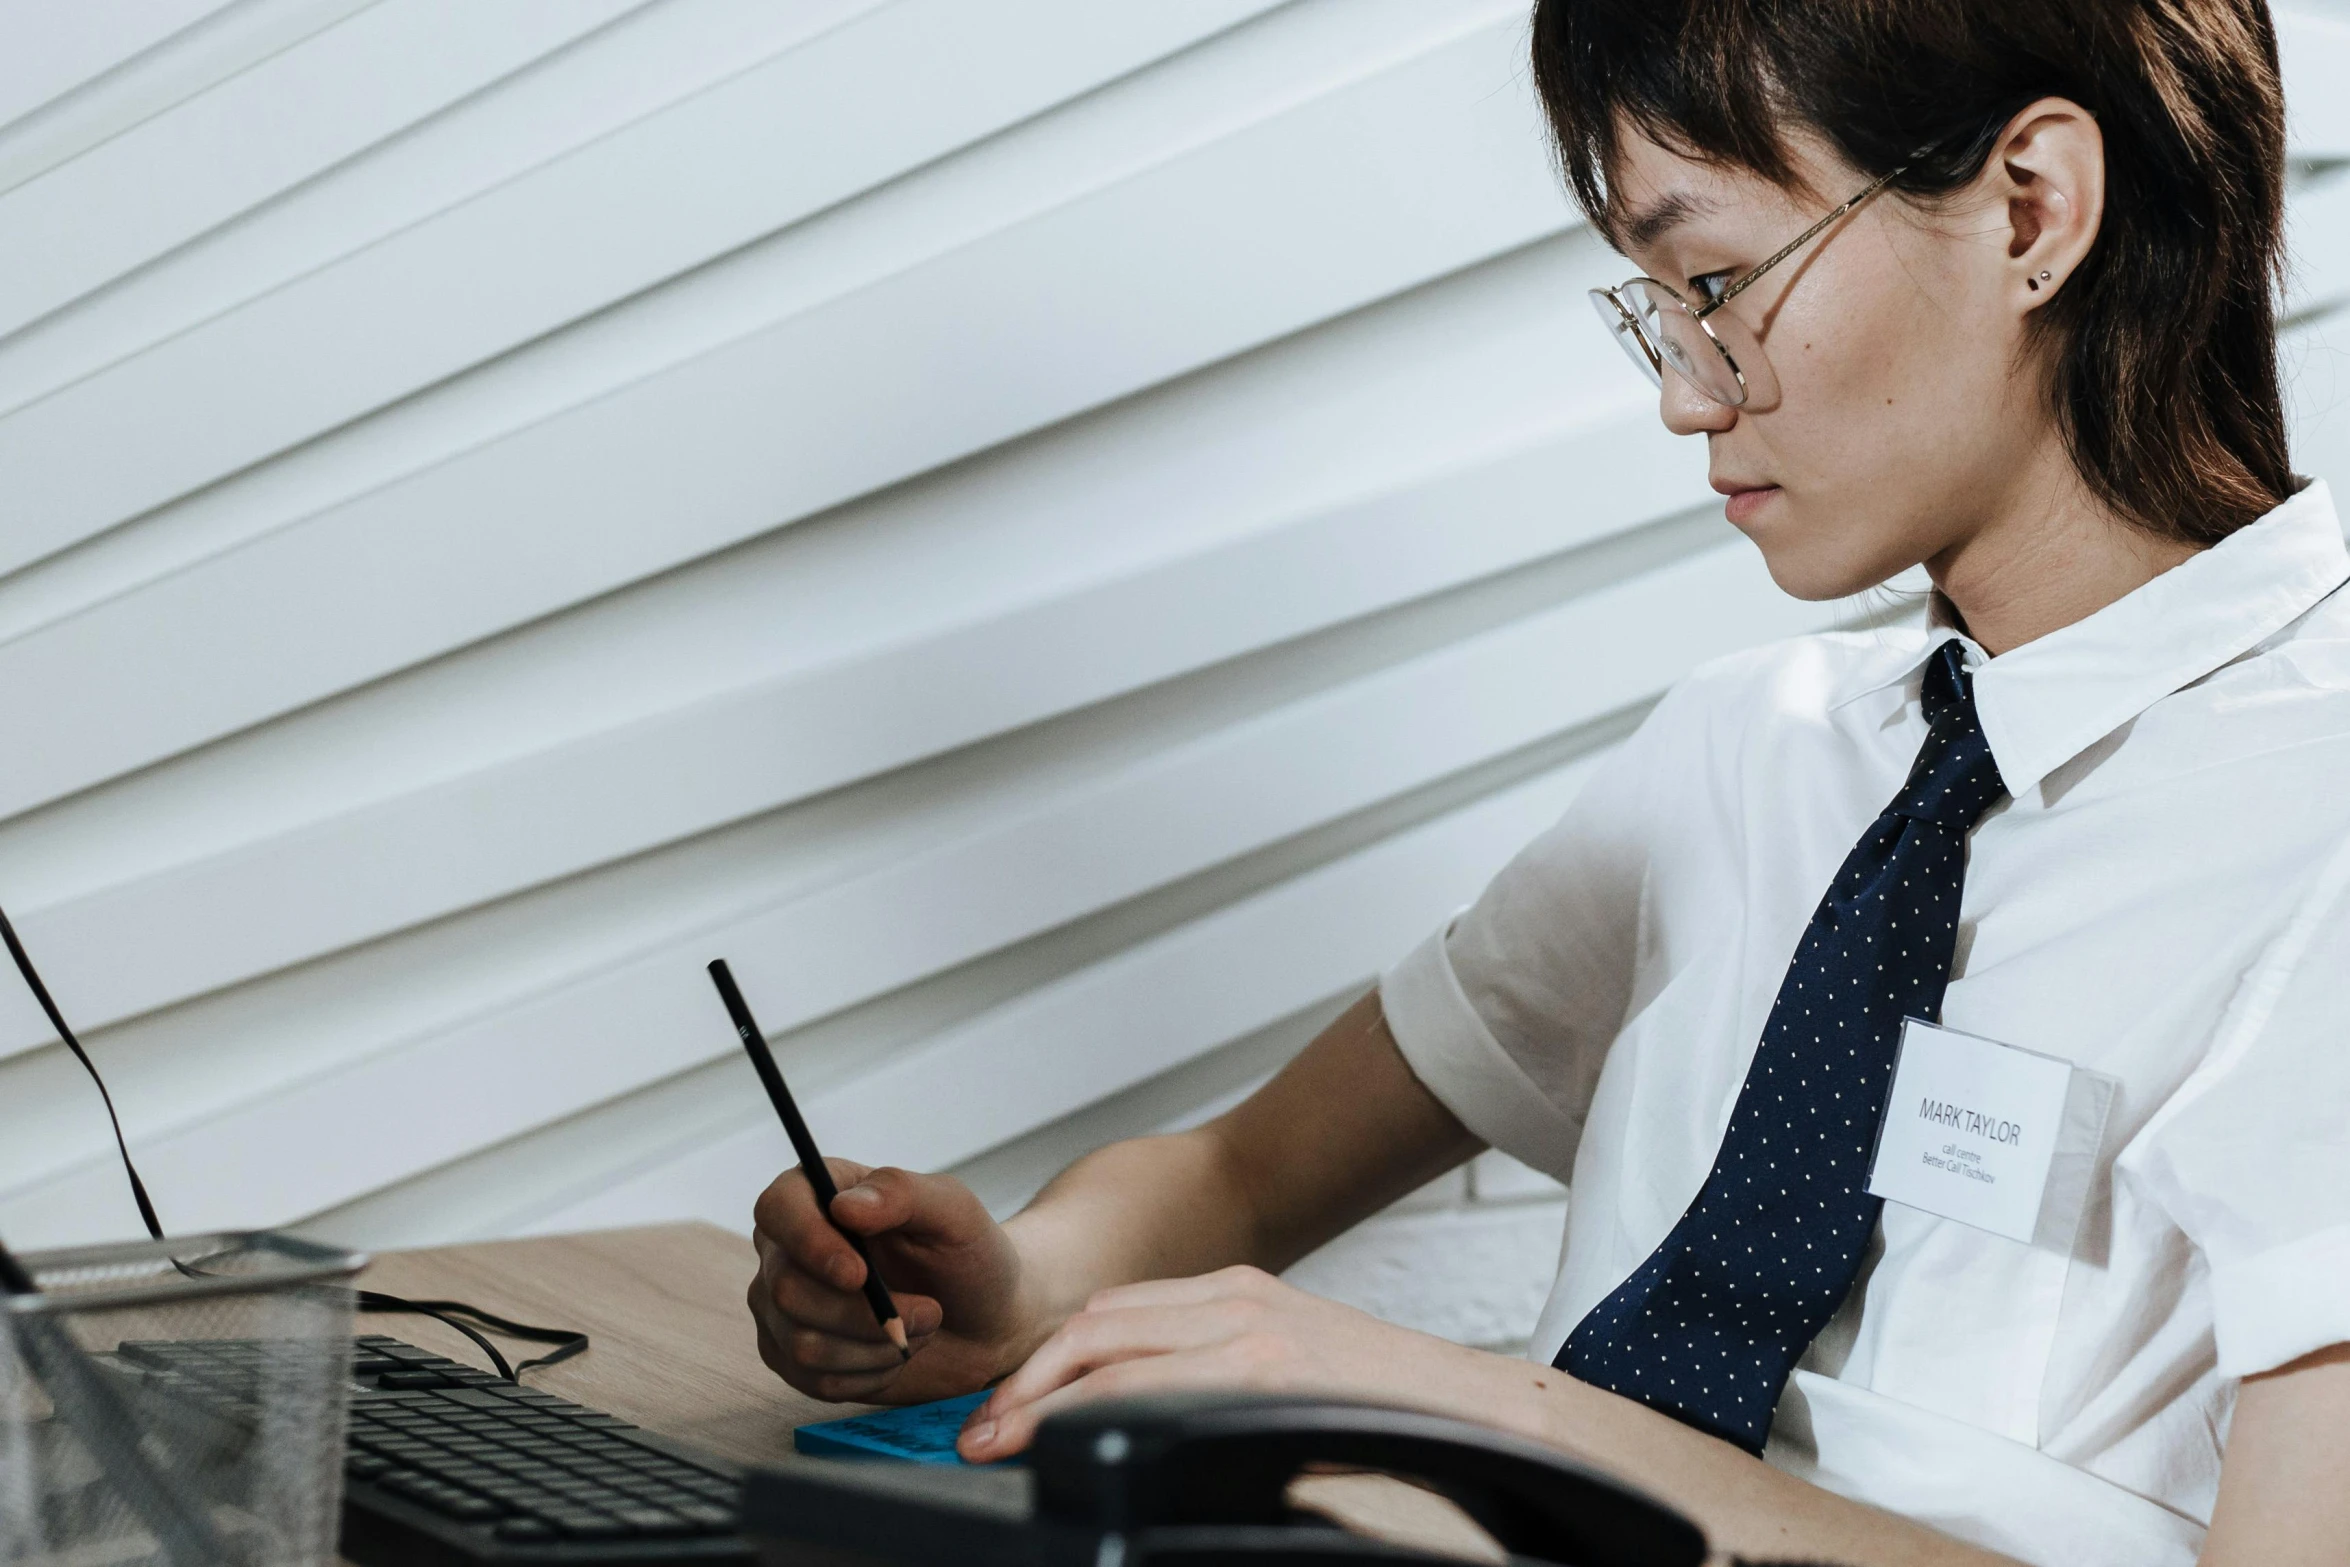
[1867,1019,2114,1247]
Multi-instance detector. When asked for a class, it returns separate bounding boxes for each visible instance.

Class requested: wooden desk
[354,1222,821,1471]
[352,1221,1507,1564]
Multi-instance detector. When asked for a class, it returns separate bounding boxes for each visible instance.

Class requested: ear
[1987,98,2103,311]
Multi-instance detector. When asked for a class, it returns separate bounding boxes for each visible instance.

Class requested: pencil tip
[883,1317,910,1356]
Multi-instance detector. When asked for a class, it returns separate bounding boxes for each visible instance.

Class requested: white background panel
[0,0,654,342]
[0,0,2344,1316]
[0,0,236,134]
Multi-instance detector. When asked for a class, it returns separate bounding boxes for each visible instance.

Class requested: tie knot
[1893,641,2006,825]
[1918,639,1974,732]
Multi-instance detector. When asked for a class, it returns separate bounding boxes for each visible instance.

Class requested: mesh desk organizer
[0,1230,362,1567]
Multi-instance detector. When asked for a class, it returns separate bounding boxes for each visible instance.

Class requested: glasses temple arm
[1695,161,1914,319]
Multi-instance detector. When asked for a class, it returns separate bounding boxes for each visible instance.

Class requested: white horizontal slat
[0,535,1829,1241]
[0,0,235,133]
[0,2,1346,659]
[0,226,1607,910]
[0,0,1281,526]
[2282,8,2350,159]
[520,751,1608,1239]
[0,0,653,342]
[2285,307,2350,488]
[0,0,891,417]
[0,0,387,204]
[0,0,1419,586]
[0,224,1609,910]
[0,6,1567,821]
[0,395,1699,1053]
[2287,166,2350,320]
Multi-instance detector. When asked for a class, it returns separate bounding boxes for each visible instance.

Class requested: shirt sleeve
[2129,832,2350,1379]
[1379,680,1696,1182]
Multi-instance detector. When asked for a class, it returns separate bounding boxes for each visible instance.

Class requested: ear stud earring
[2028,269,2053,292]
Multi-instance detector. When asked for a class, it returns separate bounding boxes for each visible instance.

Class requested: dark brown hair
[1530,0,2296,545]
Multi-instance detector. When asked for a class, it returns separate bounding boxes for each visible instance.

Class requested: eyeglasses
[1589,160,1913,408]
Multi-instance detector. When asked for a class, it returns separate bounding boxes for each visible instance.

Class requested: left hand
[955,1264,1477,1462]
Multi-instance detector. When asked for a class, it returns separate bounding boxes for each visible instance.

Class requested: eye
[1688,271,1735,305]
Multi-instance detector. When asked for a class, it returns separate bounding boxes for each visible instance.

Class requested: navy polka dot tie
[1556,641,2006,1452]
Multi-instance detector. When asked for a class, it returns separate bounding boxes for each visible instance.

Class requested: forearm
[994,990,1479,1375]
[997,1128,1261,1365]
[1447,1346,2020,1566]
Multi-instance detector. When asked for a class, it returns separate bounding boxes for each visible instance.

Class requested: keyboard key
[543,1512,632,1541]
[675,1504,735,1533]
[607,1507,691,1536]
[436,1388,522,1411]
[377,1370,456,1390]
[421,1464,501,1489]
[494,1519,558,1543]
[545,1482,610,1500]
[378,1473,449,1504]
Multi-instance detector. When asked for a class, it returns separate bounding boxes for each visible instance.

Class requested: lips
[1712,478,1781,526]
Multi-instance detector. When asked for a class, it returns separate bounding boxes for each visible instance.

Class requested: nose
[1658,370,1737,436]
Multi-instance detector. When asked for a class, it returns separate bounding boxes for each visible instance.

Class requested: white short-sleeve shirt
[1379,483,2350,1567]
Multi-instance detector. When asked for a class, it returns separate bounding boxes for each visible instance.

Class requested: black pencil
[707,959,908,1359]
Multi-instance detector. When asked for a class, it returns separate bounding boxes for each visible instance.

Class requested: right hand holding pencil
[749,1157,1029,1404]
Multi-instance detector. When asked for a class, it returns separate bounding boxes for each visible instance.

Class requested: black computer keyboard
[110,1334,751,1567]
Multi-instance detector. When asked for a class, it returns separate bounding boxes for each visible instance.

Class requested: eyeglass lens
[1589,289,1662,390]
[1614,280,1751,406]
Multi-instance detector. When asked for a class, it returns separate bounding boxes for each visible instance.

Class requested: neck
[1927,437,2199,657]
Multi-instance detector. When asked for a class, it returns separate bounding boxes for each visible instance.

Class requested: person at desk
[749,0,2350,1561]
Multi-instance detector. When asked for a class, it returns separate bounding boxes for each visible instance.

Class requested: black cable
[0,904,165,1241]
[356,1294,589,1379]
[1,900,588,1383]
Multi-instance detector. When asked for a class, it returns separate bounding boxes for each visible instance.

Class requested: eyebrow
[1616,190,1717,252]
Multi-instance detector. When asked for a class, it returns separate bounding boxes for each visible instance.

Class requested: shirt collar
[1831,480,2350,799]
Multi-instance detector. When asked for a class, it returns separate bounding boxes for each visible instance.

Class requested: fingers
[987,1269,1287,1413]
[961,1339,1281,1462]
[768,1269,944,1343]
[751,1160,875,1290]
[754,1235,943,1339]
[753,1161,998,1284]
[956,1269,1315,1461]
[749,1282,913,1403]
[827,1165,1001,1258]
[746,1230,945,1401]
[965,1299,1262,1452]
[747,1159,1022,1404]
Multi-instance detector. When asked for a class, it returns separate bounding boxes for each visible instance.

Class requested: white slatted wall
[2,1,2349,1275]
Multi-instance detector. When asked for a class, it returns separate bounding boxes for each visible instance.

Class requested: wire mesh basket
[0,1231,365,1567]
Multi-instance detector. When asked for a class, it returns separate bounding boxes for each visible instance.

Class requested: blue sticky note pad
[793,1392,995,1464]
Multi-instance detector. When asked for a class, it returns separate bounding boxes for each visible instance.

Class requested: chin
[1739,512,1898,603]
